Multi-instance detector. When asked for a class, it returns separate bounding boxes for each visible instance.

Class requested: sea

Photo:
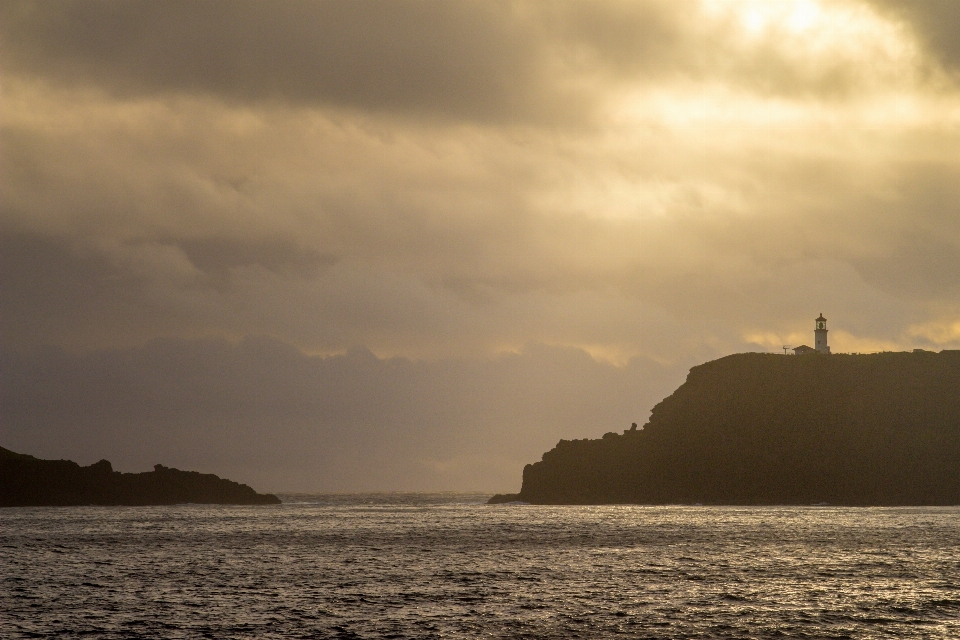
[2,495,960,639]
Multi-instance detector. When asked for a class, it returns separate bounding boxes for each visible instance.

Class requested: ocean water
[3,496,960,639]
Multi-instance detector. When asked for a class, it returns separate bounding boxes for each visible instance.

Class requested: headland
[1,447,280,506]
[490,350,960,505]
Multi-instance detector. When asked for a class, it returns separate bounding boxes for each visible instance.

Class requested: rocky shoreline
[1,447,280,507]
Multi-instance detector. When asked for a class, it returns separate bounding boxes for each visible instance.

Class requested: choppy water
[3,496,960,639]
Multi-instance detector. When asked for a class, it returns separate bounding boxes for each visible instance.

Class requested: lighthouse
[815,314,830,354]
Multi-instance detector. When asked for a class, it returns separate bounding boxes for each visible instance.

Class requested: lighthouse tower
[815,314,830,354]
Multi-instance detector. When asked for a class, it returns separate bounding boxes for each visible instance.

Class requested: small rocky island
[490,350,960,505]
[1,447,280,506]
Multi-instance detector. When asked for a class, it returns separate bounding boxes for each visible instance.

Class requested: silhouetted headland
[1,448,280,506]
[489,350,960,505]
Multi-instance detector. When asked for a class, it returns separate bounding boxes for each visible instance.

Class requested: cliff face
[510,351,960,505]
[0,448,281,506]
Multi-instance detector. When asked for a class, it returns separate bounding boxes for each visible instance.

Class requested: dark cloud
[175,237,337,282]
[868,0,960,71]
[841,165,960,300]
[550,0,688,74]
[0,337,686,491]
[1,0,894,127]
[0,231,132,349]
[0,229,337,349]
[0,0,568,123]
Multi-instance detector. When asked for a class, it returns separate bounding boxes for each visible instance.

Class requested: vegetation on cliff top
[1,447,280,506]
[490,350,960,505]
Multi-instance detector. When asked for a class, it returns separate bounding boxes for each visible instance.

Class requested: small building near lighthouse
[793,314,831,355]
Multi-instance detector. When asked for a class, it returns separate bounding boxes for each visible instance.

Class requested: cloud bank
[1,338,684,491]
[4,0,960,489]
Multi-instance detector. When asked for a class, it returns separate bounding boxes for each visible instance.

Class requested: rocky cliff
[491,350,960,505]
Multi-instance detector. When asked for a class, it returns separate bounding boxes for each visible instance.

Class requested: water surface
[3,495,959,638]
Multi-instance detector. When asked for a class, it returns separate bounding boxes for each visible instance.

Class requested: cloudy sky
[3,0,960,492]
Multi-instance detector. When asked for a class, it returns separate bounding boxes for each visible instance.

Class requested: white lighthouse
[815,314,830,354]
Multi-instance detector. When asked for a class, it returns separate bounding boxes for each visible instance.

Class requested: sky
[3,0,960,492]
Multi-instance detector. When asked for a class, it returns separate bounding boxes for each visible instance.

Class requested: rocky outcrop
[1,448,280,506]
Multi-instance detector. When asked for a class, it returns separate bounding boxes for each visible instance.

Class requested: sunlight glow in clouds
[4,0,960,489]
[717,0,887,44]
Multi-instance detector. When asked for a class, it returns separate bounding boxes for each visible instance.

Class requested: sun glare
[732,0,823,35]
[786,1,821,33]
[701,0,909,61]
